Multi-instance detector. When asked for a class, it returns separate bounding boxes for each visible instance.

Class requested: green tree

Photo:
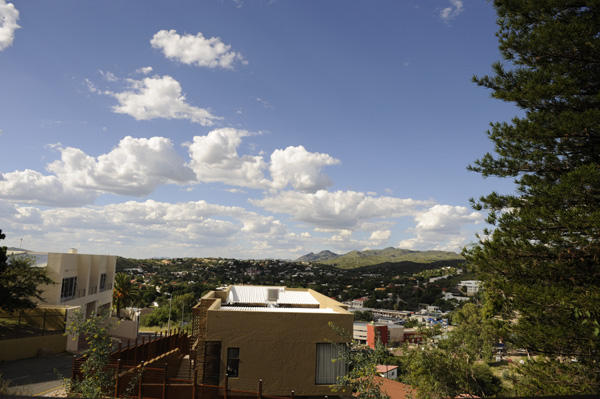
[465,0,600,394]
[354,310,374,322]
[400,303,503,398]
[172,292,195,322]
[64,309,116,399]
[112,273,139,318]
[0,230,54,313]
[330,323,390,399]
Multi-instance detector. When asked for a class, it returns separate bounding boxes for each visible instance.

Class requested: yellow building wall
[0,334,67,361]
[206,307,352,397]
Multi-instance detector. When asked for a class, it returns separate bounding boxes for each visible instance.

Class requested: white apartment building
[10,249,116,317]
[457,280,483,295]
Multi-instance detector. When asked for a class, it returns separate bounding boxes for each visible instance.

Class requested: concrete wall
[109,319,139,340]
[206,306,352,396]
[0,334,67,361]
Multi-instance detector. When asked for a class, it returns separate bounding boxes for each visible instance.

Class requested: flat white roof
[7,251,48,267]
[226,285,320,306]
[220,306,337,313]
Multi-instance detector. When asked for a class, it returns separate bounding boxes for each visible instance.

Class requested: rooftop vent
[68,248,78,254]
[267,288,280,302]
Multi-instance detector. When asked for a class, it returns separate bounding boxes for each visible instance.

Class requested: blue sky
[0,0,519,259]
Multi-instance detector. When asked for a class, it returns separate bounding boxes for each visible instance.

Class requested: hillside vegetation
[297,247,464,269]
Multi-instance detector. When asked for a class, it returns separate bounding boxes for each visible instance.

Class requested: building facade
[192,285,353,397]
[354,322,405,346]
[12,249,117,317]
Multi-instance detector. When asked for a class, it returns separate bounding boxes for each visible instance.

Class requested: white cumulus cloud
[0,0,19,51]
[270,146,340,193]
[398,204,482,251]
[187,128,270,189]
[0,170,97,207]
[47,136,196,197]
[108,75,221,125]
[150,30,246,69]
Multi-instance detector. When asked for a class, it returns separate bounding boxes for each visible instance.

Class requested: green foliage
[329,323,390,399]
[64,309,116,399]
[400,303,503,398]
[401,346,501,399]
[464,0,600,394]
[140,292,195,327]
[505,358,599,396]
[113,273,139,318]
[0,230,55,313]
[140,306,174,327]
[354,310,374,322]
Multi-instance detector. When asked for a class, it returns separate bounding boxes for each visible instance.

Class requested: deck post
[115,359,121,398]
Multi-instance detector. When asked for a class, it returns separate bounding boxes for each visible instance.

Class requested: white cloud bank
[0,170,97,207]
[47,136,196,196]
[151,30,247,69]
[0,132,483,257]
[251,190,433,230]
[0,199,289,258]
[0,0,19,51]
[0,131,341,205]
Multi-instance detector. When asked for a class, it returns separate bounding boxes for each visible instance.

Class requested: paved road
[0,352,72,396]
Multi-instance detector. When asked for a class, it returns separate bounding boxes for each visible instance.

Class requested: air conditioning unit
[267,288,279,302]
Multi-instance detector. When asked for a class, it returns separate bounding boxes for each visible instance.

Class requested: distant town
[116,254,477,324]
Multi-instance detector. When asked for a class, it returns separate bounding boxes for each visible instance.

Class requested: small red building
[367,323,388,348]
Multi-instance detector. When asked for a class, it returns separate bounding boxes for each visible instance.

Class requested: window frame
[315,343,347,385]
[99,273,107,291]
[226,347,240,378]
[60,277,77,302]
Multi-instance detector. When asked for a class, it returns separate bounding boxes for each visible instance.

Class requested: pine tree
[465,0,600,394]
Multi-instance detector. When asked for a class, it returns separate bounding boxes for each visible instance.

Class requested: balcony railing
[60,294,75,303]
[100,282,113,292]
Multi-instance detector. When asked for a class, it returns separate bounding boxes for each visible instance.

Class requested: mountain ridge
[296,247,464,269]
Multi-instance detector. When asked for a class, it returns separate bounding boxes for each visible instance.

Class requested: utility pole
[167,294,172,334]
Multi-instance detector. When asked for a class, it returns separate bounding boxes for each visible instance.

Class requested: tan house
[192,285,353,397]
[10,248,116,317]
[2,249,116,360]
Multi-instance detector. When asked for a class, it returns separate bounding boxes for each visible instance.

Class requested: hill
[295,250,339,263]
[296,247,464,269]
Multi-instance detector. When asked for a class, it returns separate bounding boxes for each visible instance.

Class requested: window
[99,273,107,291]
[316,343,347,385]
[227,348,240,378]
[60,277,77,302]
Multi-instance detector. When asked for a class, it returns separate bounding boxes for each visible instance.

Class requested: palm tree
[112,273,139,319]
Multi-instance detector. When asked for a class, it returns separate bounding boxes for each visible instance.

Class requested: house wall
[205,304,352,396]
[37,252,116,313]
[353,323,368,341]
